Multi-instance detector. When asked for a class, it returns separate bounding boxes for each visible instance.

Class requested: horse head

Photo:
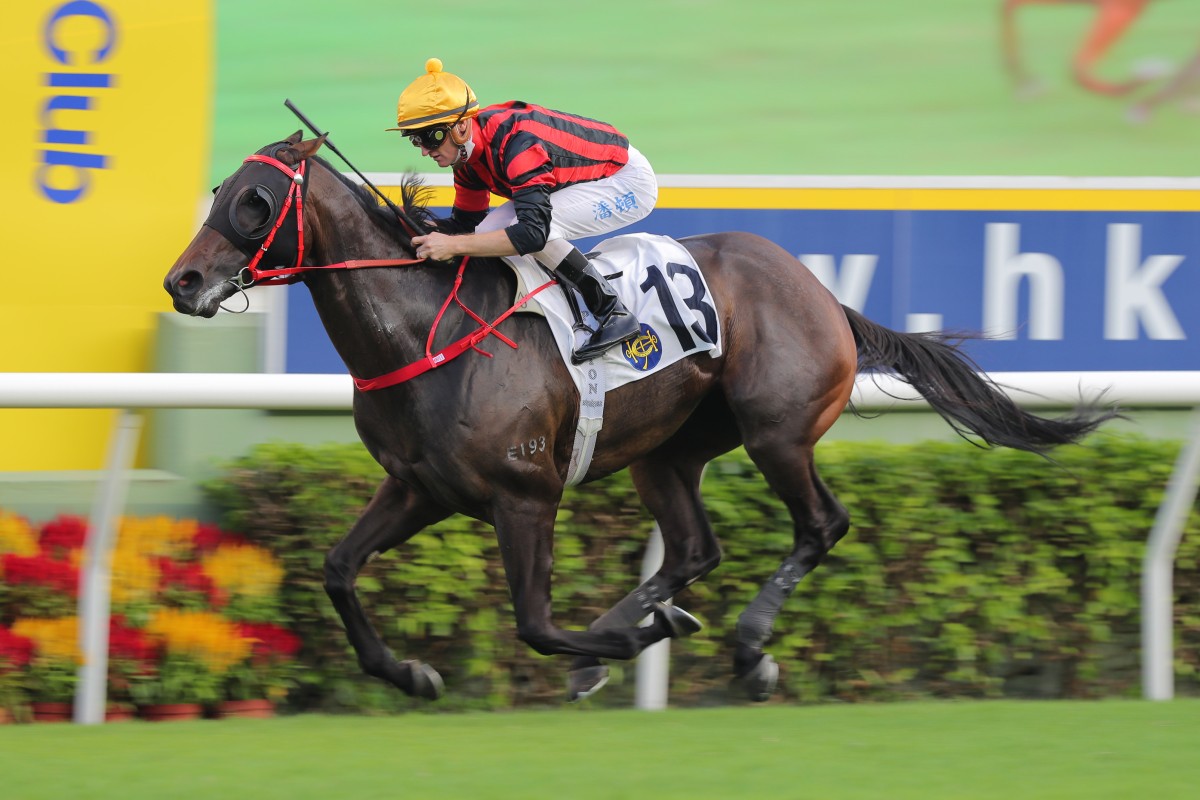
[164,130,326,317]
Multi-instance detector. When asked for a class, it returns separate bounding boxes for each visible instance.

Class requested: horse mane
[313,155,437,241]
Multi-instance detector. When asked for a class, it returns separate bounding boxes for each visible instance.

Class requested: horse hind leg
[733,441,850,702]
[567,455,720,701]
[323,477,452,699]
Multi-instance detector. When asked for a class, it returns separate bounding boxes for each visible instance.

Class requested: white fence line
[3,370,1200,409]
[0,372,353,409]
[0,370,1194,715]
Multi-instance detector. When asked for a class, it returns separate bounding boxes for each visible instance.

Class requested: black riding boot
[551,246,641,363]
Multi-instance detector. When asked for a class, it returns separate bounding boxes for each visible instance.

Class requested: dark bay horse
[164,132,1116,702]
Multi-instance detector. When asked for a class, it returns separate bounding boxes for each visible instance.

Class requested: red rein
[235,153,554,390]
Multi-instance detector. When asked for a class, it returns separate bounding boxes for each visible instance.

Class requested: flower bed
[0,511,301,721]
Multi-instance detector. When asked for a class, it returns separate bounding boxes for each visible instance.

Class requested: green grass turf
[2,700,1197,799]
[213,0,1198,182]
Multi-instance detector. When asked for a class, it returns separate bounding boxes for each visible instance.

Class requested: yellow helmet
[388,57,479,132]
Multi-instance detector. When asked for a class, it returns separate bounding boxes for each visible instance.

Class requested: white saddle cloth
[505,233,723,484]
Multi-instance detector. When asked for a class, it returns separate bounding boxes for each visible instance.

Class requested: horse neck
[298,166,512,382]
[300,168,448,380]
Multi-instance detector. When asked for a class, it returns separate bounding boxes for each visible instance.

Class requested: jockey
[391,58,658,363]
[1002,0,1160,98]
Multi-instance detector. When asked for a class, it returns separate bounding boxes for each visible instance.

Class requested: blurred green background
[212,0,1198,181]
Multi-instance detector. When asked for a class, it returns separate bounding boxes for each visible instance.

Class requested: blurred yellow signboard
[0,1,212,470]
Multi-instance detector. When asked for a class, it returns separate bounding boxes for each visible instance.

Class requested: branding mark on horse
[507,436,548,460]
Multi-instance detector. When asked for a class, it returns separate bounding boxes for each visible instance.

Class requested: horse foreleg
[494,496,685,664]
[567,457,719,701]
[564,575,703,702]
[323,476,452,699]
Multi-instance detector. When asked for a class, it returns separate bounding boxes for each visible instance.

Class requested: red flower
[155,556,224,607]
[0,553,80,597]
[108,615,157,665]
[235,622,301,662]
[192,523,248,553]
[0,625,35,672]
[38,514,89,558]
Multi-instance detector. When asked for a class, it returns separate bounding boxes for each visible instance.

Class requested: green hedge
[204,435,1200,710]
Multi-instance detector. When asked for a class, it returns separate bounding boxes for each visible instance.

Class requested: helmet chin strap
[446,88,475,166]
[450,136,474,166]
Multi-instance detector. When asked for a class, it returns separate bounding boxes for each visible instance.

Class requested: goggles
[406,125,450,150]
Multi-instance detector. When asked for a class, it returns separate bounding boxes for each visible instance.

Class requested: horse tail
[841,305,1118,454]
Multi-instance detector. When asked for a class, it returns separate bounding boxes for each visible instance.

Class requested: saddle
[503,232,723,484]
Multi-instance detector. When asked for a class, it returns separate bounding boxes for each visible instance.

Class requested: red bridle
[232,154,308,286]
[229,153,427,288]
[224,152,556,390]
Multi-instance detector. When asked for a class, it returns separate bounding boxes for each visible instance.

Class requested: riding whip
[284,99,428,236]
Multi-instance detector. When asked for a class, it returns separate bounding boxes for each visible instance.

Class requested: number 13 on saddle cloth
[506,232,724,484]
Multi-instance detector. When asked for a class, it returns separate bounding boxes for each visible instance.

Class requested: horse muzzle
[164,267,237,317]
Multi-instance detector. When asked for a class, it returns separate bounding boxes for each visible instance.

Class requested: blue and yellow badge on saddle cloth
[620,323,663,371]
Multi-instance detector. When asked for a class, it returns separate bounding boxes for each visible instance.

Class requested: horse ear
[287,130,304,145]
[275,134,326,167]
[294,134,327,160]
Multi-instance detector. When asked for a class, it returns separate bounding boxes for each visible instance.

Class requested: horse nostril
[172,270,204,297]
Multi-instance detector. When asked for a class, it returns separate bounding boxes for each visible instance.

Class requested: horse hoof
[567,665,610,702]
[738,653,778,702]
[403,659,444,700]
[654,602,702,638]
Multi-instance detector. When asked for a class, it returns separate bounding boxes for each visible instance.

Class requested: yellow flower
[117,516,198,561]
[145,609,251,673]
[12,617,81,664]
[109,548,160,606]
[202,544,284,600]
[0,510,38,557]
